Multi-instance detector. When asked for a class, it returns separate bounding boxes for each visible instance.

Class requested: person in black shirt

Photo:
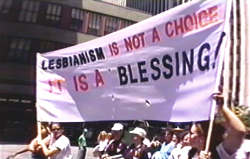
[123,127,150,159]
[102,123,127,158]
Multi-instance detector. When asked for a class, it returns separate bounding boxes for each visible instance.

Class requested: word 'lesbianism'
[41,47,105,70]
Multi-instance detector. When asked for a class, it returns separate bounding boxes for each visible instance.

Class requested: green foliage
[234,106,250,128]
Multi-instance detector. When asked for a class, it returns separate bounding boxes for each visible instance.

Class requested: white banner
[37,0,232,122]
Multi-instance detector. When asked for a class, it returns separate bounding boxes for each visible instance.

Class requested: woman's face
[189,124,204,148]
[172,134,178,144]
[182,134,190,146]
[51,124,63,139]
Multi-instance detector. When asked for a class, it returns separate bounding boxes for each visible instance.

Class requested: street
[0,144,95,159]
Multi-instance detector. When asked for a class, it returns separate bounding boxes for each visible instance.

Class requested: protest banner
[36,0,232,122]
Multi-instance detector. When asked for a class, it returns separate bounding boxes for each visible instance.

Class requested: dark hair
[166,128,174,136]
[160,128,174,137]
[41,122,49,127]
[51,122,63,129]
[179,130,189,141]
[179,130,190,141]
[188,121,225,159]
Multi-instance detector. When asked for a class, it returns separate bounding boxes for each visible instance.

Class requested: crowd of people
[89,94,250,159]
[6,94,250,159]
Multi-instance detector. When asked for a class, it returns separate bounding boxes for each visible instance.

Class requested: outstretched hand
[6,154,16,159]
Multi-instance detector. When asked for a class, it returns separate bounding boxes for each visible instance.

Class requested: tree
[234,106,250,128]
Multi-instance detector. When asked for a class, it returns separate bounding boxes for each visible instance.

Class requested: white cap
[129,127,147,138]
[83,129,88,133]
[111,123,124,131]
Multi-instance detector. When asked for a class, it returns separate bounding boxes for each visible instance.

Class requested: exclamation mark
[213,32,226,69]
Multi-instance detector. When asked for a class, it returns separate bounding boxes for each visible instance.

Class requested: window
[45,4,62,27]
[0,0,12,14]
[55,43,71,50]
[8,38,32,63]
[87,12,102,36]
[39,41,71,53]
[0,36,10,59]
[70,8,84,31]
[39,41,56,53]
[104,16,118,35]
[19,0,40,23]
[120,20,135,29]
[0,36,71,64]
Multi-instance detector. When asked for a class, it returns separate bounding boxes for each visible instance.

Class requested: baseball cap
[111,123,124,131]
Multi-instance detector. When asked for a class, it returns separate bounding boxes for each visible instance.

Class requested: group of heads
[109,123,148,144]
[110,123,190,146]
[98,131,113,142]
[152,121,224,151]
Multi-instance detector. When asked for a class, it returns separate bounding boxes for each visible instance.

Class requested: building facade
[0,0,151,142]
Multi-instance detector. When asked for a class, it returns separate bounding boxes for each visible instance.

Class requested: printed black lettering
[42,61,48,70]
[128,64,138,84]
[162,54,173,79]
[48,59,55,70]
[62,57,68,68]
[198,43,210,71]
[73,55,80,66]
[56,59,62,69]
[117,66,128,85]
[89,49,96,61]
[150,58,161,81]
[182,50,194,75]
[138,61,148,83]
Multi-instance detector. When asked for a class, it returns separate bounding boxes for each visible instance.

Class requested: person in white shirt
[98,131,108,152]
[38,123,72,159]
[169,131,191,159]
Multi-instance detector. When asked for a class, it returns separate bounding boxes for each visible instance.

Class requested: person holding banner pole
[179,93,246,159]
[6,123,51,159]
[214,93,247,159]
[38,123,72,159]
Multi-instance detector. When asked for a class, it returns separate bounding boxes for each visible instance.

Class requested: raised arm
[7,138,38,159]
[7,147,29,159]
[214,94,246,155]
